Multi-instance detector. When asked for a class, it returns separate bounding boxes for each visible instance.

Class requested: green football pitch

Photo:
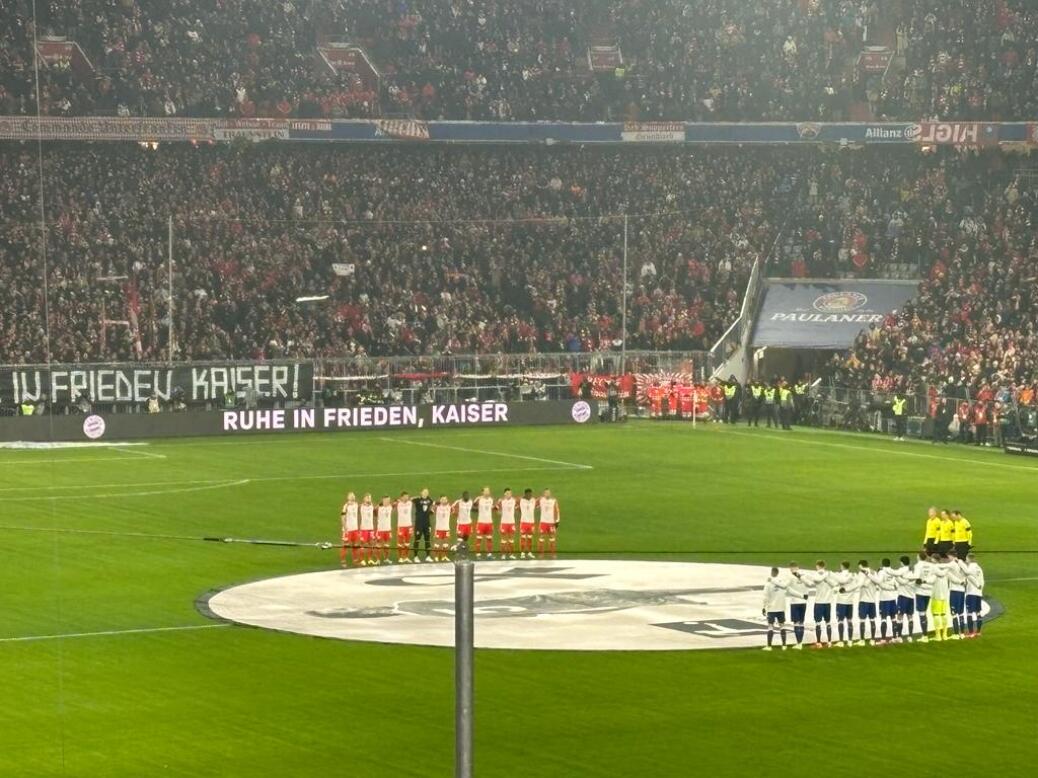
[1,421,1036,777]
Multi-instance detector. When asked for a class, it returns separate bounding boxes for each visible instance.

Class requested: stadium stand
[0,144,789,363]
[876,0,1038,121]
[829,167,1038,391]
[2,0,1035,121]
[2,144,1034,385]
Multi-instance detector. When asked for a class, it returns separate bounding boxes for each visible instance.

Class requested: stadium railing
[0,351,715,415]
[807,384,1017,447]
[709,255,765,379]
[317,350,714,406]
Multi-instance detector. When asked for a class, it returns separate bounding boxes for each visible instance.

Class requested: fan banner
[1,361,313,406]
[568,373,635,399]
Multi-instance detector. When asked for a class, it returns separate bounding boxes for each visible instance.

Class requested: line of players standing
[760,508,982,650]
[339,488,561,566]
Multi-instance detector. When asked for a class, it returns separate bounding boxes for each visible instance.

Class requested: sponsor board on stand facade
[7,117,1030,145]
[0,400,596,443]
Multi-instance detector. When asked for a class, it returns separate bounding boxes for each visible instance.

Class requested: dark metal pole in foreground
[455,541,474,778]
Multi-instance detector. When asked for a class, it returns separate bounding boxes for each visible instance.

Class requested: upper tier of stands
[2,0,1035,121]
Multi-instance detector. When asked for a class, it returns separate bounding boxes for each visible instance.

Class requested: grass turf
[0,421,1036,776]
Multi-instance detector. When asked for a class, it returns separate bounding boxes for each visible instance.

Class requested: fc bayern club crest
[812,291,868,313]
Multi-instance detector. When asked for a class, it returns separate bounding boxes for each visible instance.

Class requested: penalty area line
[377,437,594,470]
[0,623,232,644]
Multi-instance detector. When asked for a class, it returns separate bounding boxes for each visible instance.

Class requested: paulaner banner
[0,400,597,442]
[0,361,313,405]
[751,280,919,349]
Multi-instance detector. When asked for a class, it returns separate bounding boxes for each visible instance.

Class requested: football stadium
[2,1,1038,775]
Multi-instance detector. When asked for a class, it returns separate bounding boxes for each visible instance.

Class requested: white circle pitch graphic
[204,560,994,652]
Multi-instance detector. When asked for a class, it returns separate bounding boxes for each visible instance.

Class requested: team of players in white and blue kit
[761,551,985,650]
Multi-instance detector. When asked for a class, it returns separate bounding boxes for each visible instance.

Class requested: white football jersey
[359,503,375,530]
[498,497,516,525]
[519,498,537,523]
[477,496,494,522]
[539,497,558,525]
[435,503,452,531]
[455,499,473,525]
[396,500,413,528]
[376,505,393,532]
[342,502,359,532]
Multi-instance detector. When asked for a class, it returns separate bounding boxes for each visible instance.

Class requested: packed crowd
[0,0,378,119]
[352,0,862,121]
[876,0,1038,121]
[3,143,1033,369]
[829,155,1038,398]
[0,143,795,363]
[2,0,1035,121]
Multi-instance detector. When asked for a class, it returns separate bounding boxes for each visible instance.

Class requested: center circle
[206,560,759,651]
[201,560,998,651]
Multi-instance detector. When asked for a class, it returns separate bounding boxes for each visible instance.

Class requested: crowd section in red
[1,141,1035,408]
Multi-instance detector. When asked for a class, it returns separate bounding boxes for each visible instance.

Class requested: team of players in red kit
[339,487,561,566]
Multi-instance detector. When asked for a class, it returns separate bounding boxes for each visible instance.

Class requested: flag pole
[620,214,628,375]
[168,214,175,362]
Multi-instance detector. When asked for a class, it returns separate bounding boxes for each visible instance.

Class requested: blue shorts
[836,603,853,620]
[965,594,982,614]
[790,603,807,623]
[897,595,915,616]
[950,590,965,614]
[766,611,785,624]
[813,603,832,622]
[915,594,931,612]
[879,600,897,618]
[858,602,877,619]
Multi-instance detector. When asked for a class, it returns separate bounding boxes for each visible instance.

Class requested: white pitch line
[0,477,236,493]
[0,623,231,644]
[0,455,158,466]
[377,436,594,470]
[253,464,580,483]
[991,576,1038,583]
[718,427,1038,474]
[0,479,251,502]
[114,447,167,460]
[0,465,575,497]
